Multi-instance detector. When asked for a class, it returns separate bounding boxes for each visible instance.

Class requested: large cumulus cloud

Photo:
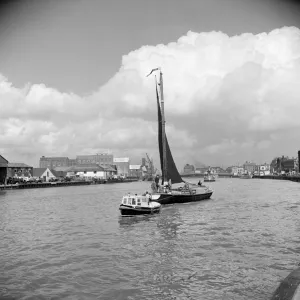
[1,26,300,168]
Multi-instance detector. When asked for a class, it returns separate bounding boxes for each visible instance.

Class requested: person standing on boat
[168,179,172,190]
[145,191,151,204]
[154,174,160,192]
[151,181,156,193]
[198,180,202,186]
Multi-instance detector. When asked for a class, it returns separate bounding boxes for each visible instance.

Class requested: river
[1,178,300,300]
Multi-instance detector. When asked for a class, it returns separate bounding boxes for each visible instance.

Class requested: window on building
[47,171,49,177]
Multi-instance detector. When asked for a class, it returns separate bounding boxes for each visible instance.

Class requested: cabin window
[137,198,141,206]
[142,198,147,203]
[132,198,136,205]
[123,198,127,205]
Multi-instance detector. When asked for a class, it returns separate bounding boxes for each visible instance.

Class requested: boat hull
[204,179,216,182]
[151,191,213,205]
[119,205,161,216]
[271,266,300,300]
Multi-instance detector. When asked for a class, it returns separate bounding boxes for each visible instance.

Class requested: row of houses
[0,154,154,184]
[182,156,299,176]
[0,156,59,184]
[182,164,227,175]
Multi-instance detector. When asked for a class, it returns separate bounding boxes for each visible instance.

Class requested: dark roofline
[0,154,8,163]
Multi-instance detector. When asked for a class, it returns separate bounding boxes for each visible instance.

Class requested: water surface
[1,178,300,299]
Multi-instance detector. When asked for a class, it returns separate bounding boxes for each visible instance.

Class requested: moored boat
[239,174,253,179]
[239,171,253,179]
[204,174,216,182]
[119,194,161,216]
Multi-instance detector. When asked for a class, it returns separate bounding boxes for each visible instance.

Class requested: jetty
[0,180,93,190]
[0,177,140,191]
[252,174,300,183]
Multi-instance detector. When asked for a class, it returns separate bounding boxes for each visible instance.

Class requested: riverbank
[0,177,139,190]
[182,173,233,178]
[0,180,93,190]
[252,174,300,183]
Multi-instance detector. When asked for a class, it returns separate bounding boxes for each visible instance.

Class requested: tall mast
[159,70,167,184]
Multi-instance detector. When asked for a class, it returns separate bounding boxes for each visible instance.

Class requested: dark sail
[156,84,183,184]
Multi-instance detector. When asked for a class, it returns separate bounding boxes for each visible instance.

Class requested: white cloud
[1,26,300,168]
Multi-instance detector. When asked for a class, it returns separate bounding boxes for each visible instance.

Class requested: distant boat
[204,174,216,182]
[119,194,161,216]
[239,171,253,179]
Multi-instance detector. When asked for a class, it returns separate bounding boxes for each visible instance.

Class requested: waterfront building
[101,164,118,178]
[40,156,70,168]
[231,166,244,176]
[129,165,142,178]
[270,156,296,174]
[225,167,232,173]
[210,167,226,174]
[183,164,195,174]
[65,164,116,179]
[281,159,296,173]
[256,163,271,175]
[7,163,33,178]
[113,158,130,177]
[68,159,77,166]
[68,164,106,179]
[195,167,209,174]
[33,168,57,182]
[76,153,113,166]
[243,161,256,174]
[0,155,8,184]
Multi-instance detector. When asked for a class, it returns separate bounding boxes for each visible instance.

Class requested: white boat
[204,174,216,182]
[119,194,161,216]
[239,171,253,179]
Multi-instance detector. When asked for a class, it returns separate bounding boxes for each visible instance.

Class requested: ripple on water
[1,180,300,299]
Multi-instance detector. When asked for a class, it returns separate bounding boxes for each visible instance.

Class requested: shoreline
[0,178,139,190]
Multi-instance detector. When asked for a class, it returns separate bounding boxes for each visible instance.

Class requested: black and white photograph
[1,0,300,299]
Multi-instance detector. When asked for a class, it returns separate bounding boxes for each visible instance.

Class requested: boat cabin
[122,195,150,207]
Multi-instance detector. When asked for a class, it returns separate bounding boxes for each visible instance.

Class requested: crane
[145,153,156,180]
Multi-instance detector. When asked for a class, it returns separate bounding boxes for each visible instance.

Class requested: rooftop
[8,163,32,168]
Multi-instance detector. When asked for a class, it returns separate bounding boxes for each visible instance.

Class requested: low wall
[252,175,300,182]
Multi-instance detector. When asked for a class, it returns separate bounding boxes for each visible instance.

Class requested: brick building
[7,163,33,178]
[76,154,113,166]
[0,155,8,184]
[40,156,70,168]
[183,164,195,174]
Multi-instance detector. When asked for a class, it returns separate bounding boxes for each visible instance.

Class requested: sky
[0,0,300,170]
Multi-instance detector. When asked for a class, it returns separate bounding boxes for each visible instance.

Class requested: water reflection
[0,190,7,196]
[118,214,154,227]
[2,180,300,299]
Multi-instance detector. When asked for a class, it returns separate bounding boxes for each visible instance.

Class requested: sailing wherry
[148,68,213,204]
[119,68,212,214]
